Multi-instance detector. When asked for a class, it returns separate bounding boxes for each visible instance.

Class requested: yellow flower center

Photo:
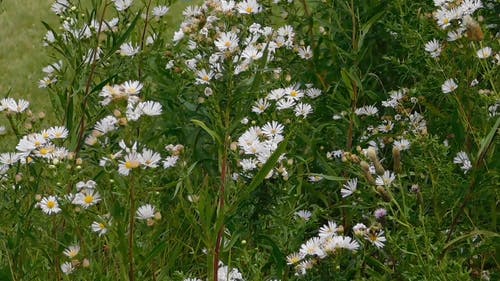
[47,201,55,209]
[125,160,140,169]
[99,223,106,230]
[246,7,253,13]
[84,195,94,204]
[40,148,49,155]
[290,90,298,97]
[224,41,231,47]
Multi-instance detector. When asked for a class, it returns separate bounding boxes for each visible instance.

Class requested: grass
[0,0,192,149]
[0,0,55,105]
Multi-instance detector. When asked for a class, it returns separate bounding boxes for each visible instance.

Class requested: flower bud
[392,147,401,173]
[360,161,375,184]
[154,212,162,221]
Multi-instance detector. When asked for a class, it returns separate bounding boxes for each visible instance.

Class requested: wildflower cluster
[169,0,312,88]
[0,0,498,280]
[287,221,386,276]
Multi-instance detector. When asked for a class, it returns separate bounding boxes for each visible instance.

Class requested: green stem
[138,0,152,79]
[74,2,109,157]
[129,174,136,281]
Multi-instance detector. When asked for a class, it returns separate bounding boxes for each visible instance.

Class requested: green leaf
[246,138,288,195]
[105,11,142,59]
[443,229,500,252]
[475,116,500,166]
[358,11,385,51]
[306,173,344,181]
[191,119,221,144]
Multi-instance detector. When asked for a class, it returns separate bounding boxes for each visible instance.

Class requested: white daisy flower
[261,121,284,137]
[139,148,162,168]
[43,30,56,45]
[318,221,339,238]
[0,153,20,166]
[353,223,367,236]
[299,237,325,258]
[94,116,119,134]
[48,126,69,139]
[113,0,133,12]
[453,151,472,173]
[91,220,109,236]
[39,196,62,215]
[295,210,312,221]
[119,42,140,56]
[424,39,441,58]
[286,252,305,265]
[375,171,396,187]
[476,47,492,59]
[138,101,162,116]
[251,98,269,114]
[63,245,80,258]
[341,178,358,198]
[72,189,101,209]
[39,77,57,88]
[306,88,322,99]
[355,105,378,116]
[393,139,411,151]
[294,102,313,118]
[441,78,458,94]
[214,31,239,52]
[152,5,169,17]
[118,152,141,176]
[1,98,30,113]
[136,204,156,220]
[236,0,262,14]
[365,230,387,248]
[163,155,179,168]
[51,0,70,15]
[60,262,75,275]
[297,45,313,60]
[195,69,214,85]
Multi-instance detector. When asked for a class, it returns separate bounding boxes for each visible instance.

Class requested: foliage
[0,0,498,280]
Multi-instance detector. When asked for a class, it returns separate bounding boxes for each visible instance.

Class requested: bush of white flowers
[0,0,498,280]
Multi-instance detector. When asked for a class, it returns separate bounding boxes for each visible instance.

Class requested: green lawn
[0,0,192,149]
[0,0,55,105]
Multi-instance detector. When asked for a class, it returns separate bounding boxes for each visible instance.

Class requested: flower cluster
[169,0,312,87]
[0,98,30,114]
[252,84,320,117]
[433,0,483,31]
[286,221,386,276]
[99,140,183,176]
[0,126,71,175]
[237,121,285,175]
[84,80,163,146]
[39,60,62,88]
[60,244,90,275]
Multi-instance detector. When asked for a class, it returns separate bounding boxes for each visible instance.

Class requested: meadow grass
[0,0,55,106]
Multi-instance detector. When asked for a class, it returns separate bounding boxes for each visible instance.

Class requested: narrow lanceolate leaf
[307,173,344,181]
[475,116,499,167]
[358,11,385,51]
[191,119,221,144]
[443,229,500,252]
[242,137,289,201]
